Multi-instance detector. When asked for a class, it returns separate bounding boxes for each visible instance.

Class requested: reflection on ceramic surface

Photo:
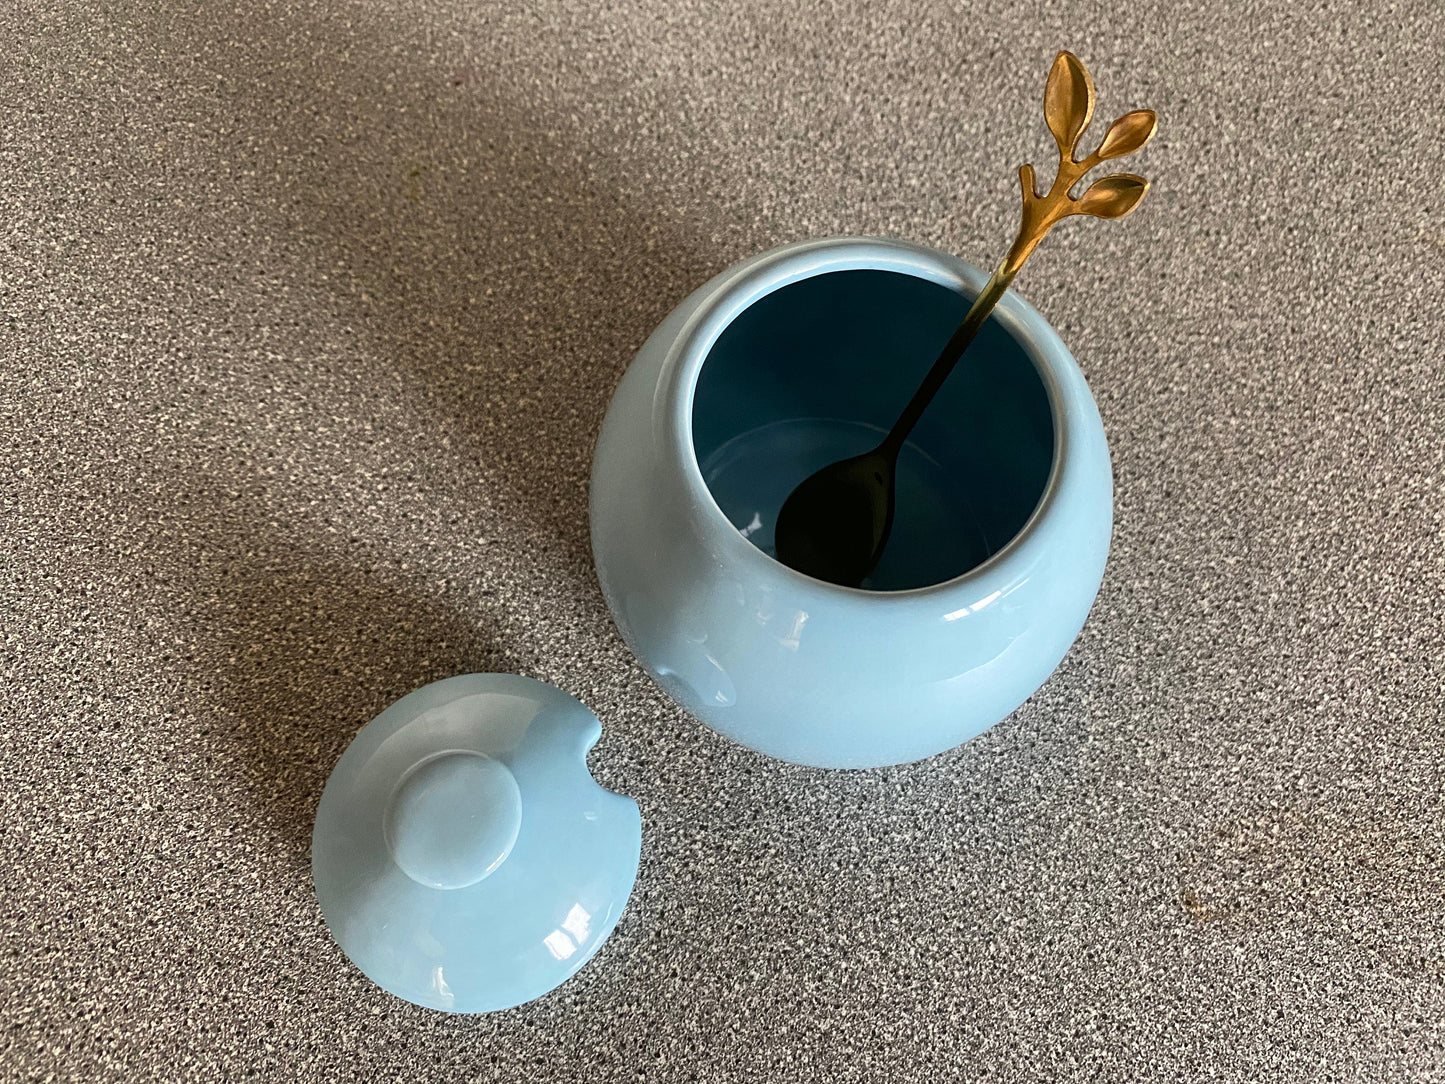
[590,238,1112,768]
[312,675,641,1013]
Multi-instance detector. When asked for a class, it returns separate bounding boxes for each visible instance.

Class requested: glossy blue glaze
[590,237,1112,768]
[312,674,641,1012]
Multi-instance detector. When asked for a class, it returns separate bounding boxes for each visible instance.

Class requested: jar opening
[691,269,1055,591]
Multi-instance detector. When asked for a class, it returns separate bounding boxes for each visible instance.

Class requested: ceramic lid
[312,674,641,1012]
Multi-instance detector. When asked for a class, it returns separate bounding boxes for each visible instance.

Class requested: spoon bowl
[773,445,896,586]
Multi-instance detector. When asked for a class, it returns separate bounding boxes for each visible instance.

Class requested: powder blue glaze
[385,752,522,890]
[589,238,1112,768]
[312,674,641,1012]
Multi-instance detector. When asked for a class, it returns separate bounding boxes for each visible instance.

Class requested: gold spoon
[773,51,1158,587]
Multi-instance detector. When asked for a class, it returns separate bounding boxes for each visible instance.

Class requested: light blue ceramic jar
[590,237,1112,768]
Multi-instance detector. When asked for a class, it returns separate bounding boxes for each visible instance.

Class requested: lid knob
[384,752,523,890]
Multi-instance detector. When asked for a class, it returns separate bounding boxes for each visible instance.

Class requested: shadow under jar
[590,238,1112,768]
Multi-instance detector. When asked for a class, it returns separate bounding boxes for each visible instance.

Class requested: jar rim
[662,236,1075,602]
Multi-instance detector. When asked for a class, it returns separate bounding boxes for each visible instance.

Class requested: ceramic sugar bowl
[590,237,1113,768]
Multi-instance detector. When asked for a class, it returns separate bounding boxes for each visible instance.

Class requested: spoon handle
[879,264,1014,455]
[881,51,1157,458]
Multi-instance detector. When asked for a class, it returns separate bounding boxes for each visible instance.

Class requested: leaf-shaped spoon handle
[1002,52,1157,276]
[880,51,1157,456]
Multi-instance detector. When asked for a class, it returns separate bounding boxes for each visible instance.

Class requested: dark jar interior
[691,268,1056,591]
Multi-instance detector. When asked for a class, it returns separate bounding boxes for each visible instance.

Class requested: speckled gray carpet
[3,0,1443,1080]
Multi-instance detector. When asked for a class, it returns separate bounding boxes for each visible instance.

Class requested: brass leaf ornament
[1000,50,1157,277]
[1076,174,1150,218]
[1044,51,1096,156]
[1095,110,1159,160]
